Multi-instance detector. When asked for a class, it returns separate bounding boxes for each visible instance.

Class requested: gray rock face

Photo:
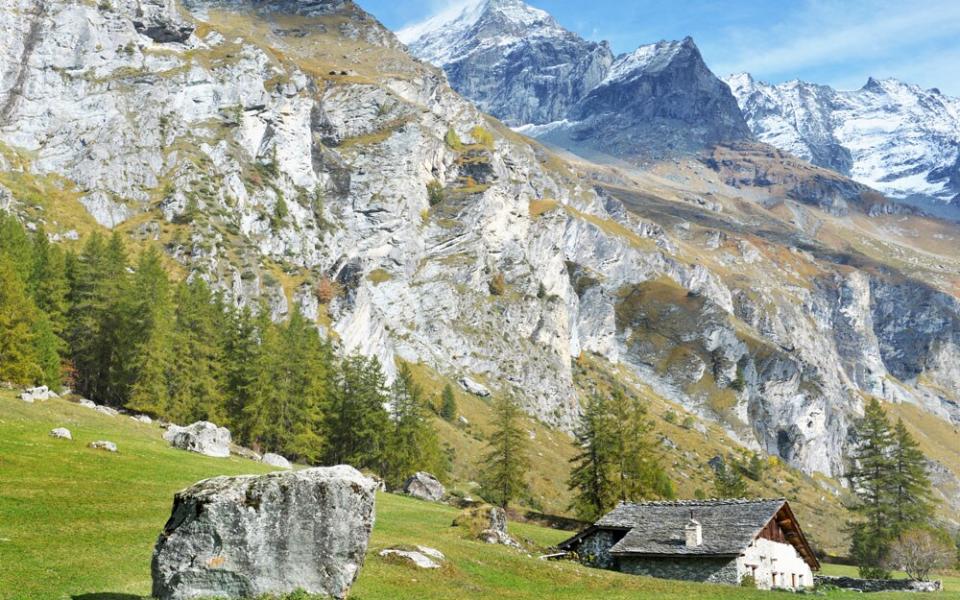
[163,421,232,458]
[402,471,445,502]
[563,38,752,159]
[151,466,376,600]
[89,440,117,452]
[260,452,292,469]
[50,427,72,440]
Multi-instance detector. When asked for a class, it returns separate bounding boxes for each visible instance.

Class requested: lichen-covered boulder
[378,546,443,569]
[151,466,376,600]
[402,471,445,502]
[163,421,231,458]
[459,377,490,397]
[20,386,56,403]
[261,453,292,469]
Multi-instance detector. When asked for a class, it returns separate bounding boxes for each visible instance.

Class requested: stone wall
[617,556,740,585]
[577,530,623,569]
[815,576,942,593]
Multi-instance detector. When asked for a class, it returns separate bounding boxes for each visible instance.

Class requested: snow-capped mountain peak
[601,37,697,85]
[727,73,960,211]
[397,0,564,67]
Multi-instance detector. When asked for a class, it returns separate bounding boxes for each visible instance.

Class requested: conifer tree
[568,392,617,520]
[126,248,175,416]
[712,458,748,498]
[323,353,389,470]
[383,363,443,488]
[440,383,457,421]
[278,308,329,462]
[889,419,935,536]
[28,225,69,338]
[0,255,42,384]
[480,394,530,508]
[608,387,672,501]
[222,305,261,433]
[168,279,226,423]
[848,398,897,578]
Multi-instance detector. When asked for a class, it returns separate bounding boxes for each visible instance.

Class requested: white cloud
[710,0,960,93]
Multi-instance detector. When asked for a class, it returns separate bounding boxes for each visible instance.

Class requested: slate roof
[603,498,786,556]
[558,498,819,569]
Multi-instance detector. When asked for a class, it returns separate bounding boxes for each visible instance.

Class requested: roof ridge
[616,497,785,507]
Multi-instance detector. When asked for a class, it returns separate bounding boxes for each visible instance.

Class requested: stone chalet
[558,498,820,590]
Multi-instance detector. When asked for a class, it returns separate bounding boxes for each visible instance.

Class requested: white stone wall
[737,537,813,590]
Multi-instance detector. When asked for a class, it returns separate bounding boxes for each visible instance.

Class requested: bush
[740,575,757,588]
[681,415,696,429]
[315,276,339,304]
[663,410,677,424]
[444,128,464,151]
[470,126,494,149]
[426,180,445,206]
[489,272,506,296]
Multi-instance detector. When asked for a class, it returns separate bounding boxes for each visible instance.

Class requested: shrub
[470,126,494,149]
[426,179,445,206]
[740,575,757,589]
[488,272,506,296]
[444,128,464,151]
[663,410,677,424]
[681,415,696,429]
[315,276,339,304]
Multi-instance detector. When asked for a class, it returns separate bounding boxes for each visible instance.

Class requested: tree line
[0,213,443,488]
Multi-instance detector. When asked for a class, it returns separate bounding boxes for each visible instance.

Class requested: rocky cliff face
[727,73,960,216]
[1,0,959,503]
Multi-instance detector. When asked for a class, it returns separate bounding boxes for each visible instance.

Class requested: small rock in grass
[379,548,441,569]
[77,398,96,409]
[131,414,153,424]
[50,428,72,440]
[89,440,117,452]
[261,453,292,469]
[95,405,119,417]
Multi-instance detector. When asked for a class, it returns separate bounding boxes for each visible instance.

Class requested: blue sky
[356,0,960,94]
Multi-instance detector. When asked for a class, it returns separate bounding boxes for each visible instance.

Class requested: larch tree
[480,394,530,509]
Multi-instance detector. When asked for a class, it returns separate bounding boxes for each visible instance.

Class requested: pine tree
[278,308,329,462]
[383,363,443,488]
[28,225,69,338]
[0,255,42,384]
[240,308,283,450]
[712,458,748,499]
[0,211,34,282]
[608,387,672,501]
[126,248,175,416]
[440,383,457,421]
[222,306,261,435]
[848,398,897,578]
[889,419,935,536]
[480,394,530,508]
[568,392,617,520]
[168,279,227,423]
[323,353,389,470]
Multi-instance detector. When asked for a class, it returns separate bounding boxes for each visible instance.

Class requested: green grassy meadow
[1,393,957,600]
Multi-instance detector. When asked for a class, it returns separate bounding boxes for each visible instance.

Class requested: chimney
[685,510,702,548]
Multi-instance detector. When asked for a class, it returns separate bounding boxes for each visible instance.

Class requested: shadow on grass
[72,595,145,600]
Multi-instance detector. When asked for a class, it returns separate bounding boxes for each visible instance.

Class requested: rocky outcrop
[163,421,231,458]
[814,575,942,593]
[151,466,376,600]
[402,472,445,502]
[460,377,491,397]
[454,504,522,548]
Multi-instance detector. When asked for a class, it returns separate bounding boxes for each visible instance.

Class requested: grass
[1,392,957,600]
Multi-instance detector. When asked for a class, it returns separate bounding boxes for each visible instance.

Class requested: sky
[355,0,960,94]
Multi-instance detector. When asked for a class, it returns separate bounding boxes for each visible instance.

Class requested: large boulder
[402,471,445,502]
[454,505,522,549]
[163,421,231,458]
[151,466,376,600]
[459,377,490,397]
